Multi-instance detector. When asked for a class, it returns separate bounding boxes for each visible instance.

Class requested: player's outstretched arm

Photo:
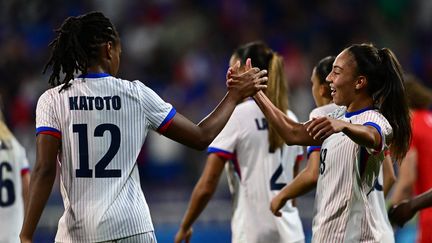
[175,154,226,243]
[163,66,267,150]
[307,117,381,149]
[270,152,319,216]
[389,188,432,227]
[253,91,318,146]
[20,135,59,242]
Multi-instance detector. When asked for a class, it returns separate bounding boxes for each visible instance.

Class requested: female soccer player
[19,12,267,243]
[0,110,30,243]
[250,43,411,242]
[175,42,304,243]
[271,54,397,242]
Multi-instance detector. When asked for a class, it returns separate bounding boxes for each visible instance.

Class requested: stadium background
[1,0,430,242]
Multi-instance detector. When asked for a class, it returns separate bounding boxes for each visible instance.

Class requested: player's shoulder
[310,103,340,119]
[38,85,62,102]
[327,105,347,119]
[361,109,388,123]
[235,99,258,113]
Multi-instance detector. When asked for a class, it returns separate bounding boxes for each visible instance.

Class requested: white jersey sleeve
[360,111,393,154]
[36,90,61,138]
[207,107,240,159]
[133,81,175,132]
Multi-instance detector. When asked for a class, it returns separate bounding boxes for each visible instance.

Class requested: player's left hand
[270,194,287,217]
[388,200,416,227]
[305,116,345,140]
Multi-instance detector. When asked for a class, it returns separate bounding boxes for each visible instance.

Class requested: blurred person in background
[390,74,432,243]
[19,11,267,243]
[252,43,411,242]
[0,108,30,243]
[175,41,305,243]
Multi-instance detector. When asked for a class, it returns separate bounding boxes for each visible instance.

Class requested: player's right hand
[388,200,416,227]
[270,194,287,217]
[174,227,193,243]
[20,237,32,243]
[226,58,268,100]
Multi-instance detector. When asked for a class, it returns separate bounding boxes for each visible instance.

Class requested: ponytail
[267,54,288,152]
[347,44,411,162]
[233,41,289,152]
[377,48,411,161]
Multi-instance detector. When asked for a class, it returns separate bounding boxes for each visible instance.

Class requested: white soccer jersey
[208,99,305,243]
[35,73,176,242]
[312,107,393,243]
[307,103,340,156]
[367,165,395,243]
[0,124,30,243]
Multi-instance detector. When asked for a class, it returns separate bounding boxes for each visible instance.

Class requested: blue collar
[78,73,111,78]
[345,106,375,118]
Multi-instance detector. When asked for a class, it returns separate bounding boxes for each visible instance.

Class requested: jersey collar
[345,106,375,118]
[78,73,111,78]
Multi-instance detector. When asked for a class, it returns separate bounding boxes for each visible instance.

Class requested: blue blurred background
[1,0,430,242]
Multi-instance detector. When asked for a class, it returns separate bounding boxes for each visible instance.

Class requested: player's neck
[87,65,110,75]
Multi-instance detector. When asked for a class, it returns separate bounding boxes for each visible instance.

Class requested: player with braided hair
[20,11,267,243]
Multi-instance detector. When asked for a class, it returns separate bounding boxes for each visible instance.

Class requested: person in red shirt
[391,74,432,243]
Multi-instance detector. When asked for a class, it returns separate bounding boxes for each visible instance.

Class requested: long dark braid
[43,12,118,91]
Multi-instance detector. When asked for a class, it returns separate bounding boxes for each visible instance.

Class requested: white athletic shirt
[0,129,29,243]
[35,73,175,242]
[208,99,305,243]
[312,106,392,243]
[367,165,395,243]
[307,103,339,157]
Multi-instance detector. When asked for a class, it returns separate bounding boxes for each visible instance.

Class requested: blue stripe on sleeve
[207,147,235,159]
[363,121,382,139]
[157,107,177,130]
[36,126,61,135]
[363,121,383,151]
[307,146,321,158]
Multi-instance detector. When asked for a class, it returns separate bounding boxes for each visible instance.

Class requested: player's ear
[105,41,114,60]
[319,84,327,97]
[355,75,367,90]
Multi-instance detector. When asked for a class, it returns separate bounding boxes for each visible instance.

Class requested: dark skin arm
[164,65,267,150]
[21,171,30,212]
[388,188,432,227]
[175,154,226,243]
[20,135,59,243]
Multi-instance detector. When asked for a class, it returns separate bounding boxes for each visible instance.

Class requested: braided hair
[43,12,119,91]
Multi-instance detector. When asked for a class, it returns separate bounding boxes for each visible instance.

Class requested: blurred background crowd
[1,0,431,242]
